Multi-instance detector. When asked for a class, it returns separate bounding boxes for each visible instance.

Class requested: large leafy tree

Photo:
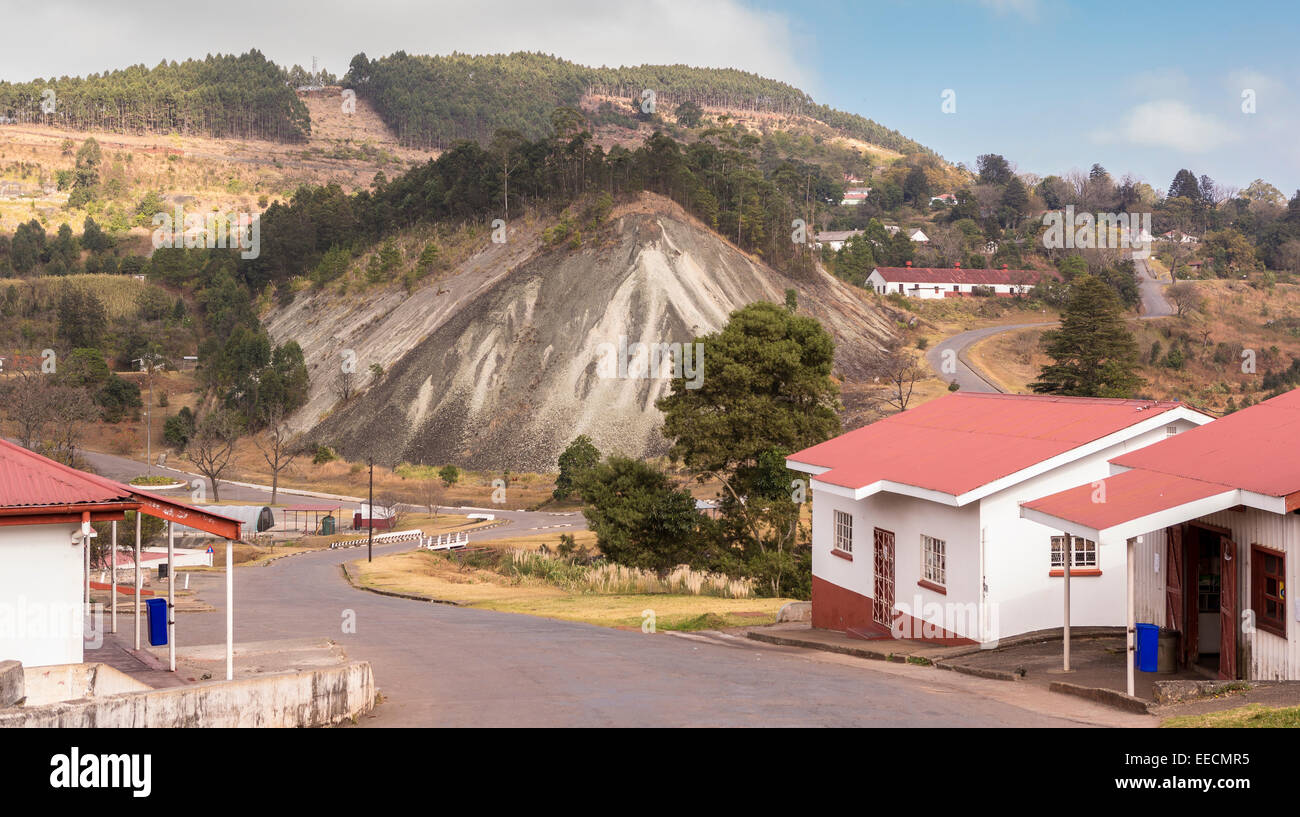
[577,456,702,572]
[657,302,840,596]
[1031,274,1144,398]
[553,435,600,501]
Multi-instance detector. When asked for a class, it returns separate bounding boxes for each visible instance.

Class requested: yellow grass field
[349,548,792,631]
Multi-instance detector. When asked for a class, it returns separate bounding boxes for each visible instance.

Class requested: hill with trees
[0,50,310,142]
[342,51,932,156]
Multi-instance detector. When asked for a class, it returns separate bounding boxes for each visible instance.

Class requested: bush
[312,444,336,465]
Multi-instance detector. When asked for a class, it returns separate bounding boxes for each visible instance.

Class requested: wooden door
[1166,526,1185,666]
[1219,538,1238,680]
[873,528,895,628]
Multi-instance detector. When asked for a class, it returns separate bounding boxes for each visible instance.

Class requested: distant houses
[929,193,957,206]
[1159,230,1199,244]
[841,187,871,206]
[867,263,1059,298]
[813,230,864,252]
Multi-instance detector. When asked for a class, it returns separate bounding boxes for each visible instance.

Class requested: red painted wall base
[811,575,976,645]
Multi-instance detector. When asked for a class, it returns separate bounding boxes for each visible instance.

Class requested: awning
[1020,468,1240,542]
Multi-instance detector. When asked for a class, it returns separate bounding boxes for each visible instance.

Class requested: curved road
[78,452,1128,727]
[927,259,1175,393]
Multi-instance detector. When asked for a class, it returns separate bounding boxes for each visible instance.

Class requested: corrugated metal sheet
[1023,470,1235,530]
[790,393,1187,496]
[1133,509,1298,680]
[0,438,133,507]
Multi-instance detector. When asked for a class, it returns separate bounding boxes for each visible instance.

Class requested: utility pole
[134,354,158,465]
[367,457,374,562]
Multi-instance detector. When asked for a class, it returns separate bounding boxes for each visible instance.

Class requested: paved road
[76,447,581,539]
[927,261,1175,393]
[1135,257,1174,318]
[165,547,1097,727]
[926,321,1055,393]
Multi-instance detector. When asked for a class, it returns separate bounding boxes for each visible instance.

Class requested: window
[833,510,853,555]
[1051,535,1098,569]
[1252,545,1286,639]
[1165,425,1179,437]
[922,535,946,586]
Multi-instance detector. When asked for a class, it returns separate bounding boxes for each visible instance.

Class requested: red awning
[1021,468,1239,540]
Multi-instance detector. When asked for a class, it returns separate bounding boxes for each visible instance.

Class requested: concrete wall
[0,523,84,667]
[0,661,375,728]
[20,662,152,707]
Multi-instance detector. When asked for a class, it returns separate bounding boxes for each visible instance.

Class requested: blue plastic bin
[1134,622,1158,672]
[145,597,168,646]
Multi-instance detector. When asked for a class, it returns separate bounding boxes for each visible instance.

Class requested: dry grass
[966,279,1300,412]
[350,549,792,630]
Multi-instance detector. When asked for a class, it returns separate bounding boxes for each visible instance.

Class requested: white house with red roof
[786,393,1213,645]
[1023,388,1300,685]
[867,263,1059,298]
[0,439,241,673]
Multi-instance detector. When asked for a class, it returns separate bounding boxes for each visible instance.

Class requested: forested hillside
[0,50,310,142]
[342,51,931,155]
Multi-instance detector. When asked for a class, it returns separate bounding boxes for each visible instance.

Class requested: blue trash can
[145,598,168,646]
[1135,622,1158,672]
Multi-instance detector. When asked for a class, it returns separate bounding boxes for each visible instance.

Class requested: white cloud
[0,0,813,93]
[1092,99,1238,154]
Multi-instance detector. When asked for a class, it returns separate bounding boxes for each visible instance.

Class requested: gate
[873,528,895,628]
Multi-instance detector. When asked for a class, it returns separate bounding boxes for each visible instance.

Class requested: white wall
[812,489,981,639]
[980,419,1202,638]
[0,523,85,667]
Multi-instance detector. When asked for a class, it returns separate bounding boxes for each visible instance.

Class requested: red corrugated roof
[873,267,1060,286]
[1111,387,1300,499]
[0,438,134,507]
[1021,469,1235,531]
[789,393,1188,496]
[0,438,241,538]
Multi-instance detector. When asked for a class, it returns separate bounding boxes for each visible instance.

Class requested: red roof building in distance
[867,263,1059,299]
[787,392,1202,501]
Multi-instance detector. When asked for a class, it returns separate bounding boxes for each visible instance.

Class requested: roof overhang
[1019,465,1288,542]
[0,500,139,528]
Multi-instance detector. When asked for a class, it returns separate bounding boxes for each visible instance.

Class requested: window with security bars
[1050,535,1098,569]
[922,535,946,586]
[833,510,853,554]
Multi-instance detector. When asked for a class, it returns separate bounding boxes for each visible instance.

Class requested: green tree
[577,456,702,572]
[553,435,600,500]
[675,100,704,128]
[1031,274,1144,397]
[438,464,460,488]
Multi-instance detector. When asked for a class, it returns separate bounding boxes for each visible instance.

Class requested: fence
[329,528,469,551]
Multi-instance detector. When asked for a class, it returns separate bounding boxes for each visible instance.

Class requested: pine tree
[1031,274,1144,397]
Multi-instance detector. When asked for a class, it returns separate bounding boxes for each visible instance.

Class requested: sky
[1,0,1296,194]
